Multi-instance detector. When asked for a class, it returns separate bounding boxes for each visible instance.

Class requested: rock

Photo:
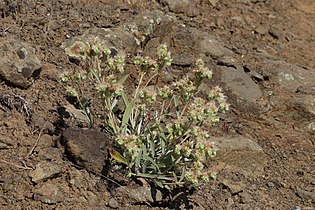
[62,27,136,59]
[113,186,162,204]
[296,85,315,95]
[40,63,60,82]
[29,161,62,183]
[33,183,63,204]
[168,25,200,66]
[0,136,14,149]
[108,198,120,209]
[63,11,174,61]
[61,127,112,173]
[68,169,84,189]
[160,0,201,17]
[292,95,315,119]
[307,122,315,131]
[84,191,98,205]
[220,179,244,194]
[31,114,55,133]
[296,188,315,202]
[262,60,315,93]
[0,38,42,88]
[212,135,267,177]
[217,56,238,69]
[199,34,234,59]
[220,66,263,103]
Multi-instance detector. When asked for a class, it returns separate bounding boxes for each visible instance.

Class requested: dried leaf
[109,148,128,165]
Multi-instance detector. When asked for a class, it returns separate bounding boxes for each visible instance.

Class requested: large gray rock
[0,38,42,88]
[220,66,263,103]
[262,60,315,93]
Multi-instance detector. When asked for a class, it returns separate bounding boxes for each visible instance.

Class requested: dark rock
[0,38,42,88]
[61,127,112,173]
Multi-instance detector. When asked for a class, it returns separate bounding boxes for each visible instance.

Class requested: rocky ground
[0,0,314,209]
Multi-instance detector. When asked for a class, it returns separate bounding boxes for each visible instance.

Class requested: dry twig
[0,159,33,170]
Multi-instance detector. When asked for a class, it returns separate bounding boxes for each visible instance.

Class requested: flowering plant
[61,38,229,189]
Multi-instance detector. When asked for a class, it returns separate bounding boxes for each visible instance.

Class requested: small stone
[267,182,275,188]
[307,122,315,131]
[113,186,162,204]
[220,179,244,194]
[226,197,234,208]
[40,63,60,81]
[84,191,98,205]
[33,183,63,204]
[29,161,62,183]
[69,169,84,189]
[108,198,120,209]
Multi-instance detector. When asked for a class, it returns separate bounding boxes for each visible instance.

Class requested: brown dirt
[0,0,314,209]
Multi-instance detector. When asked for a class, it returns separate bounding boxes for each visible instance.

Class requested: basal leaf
[121,98,135,133]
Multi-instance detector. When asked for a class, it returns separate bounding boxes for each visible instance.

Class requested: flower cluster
[116,134,141,162]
